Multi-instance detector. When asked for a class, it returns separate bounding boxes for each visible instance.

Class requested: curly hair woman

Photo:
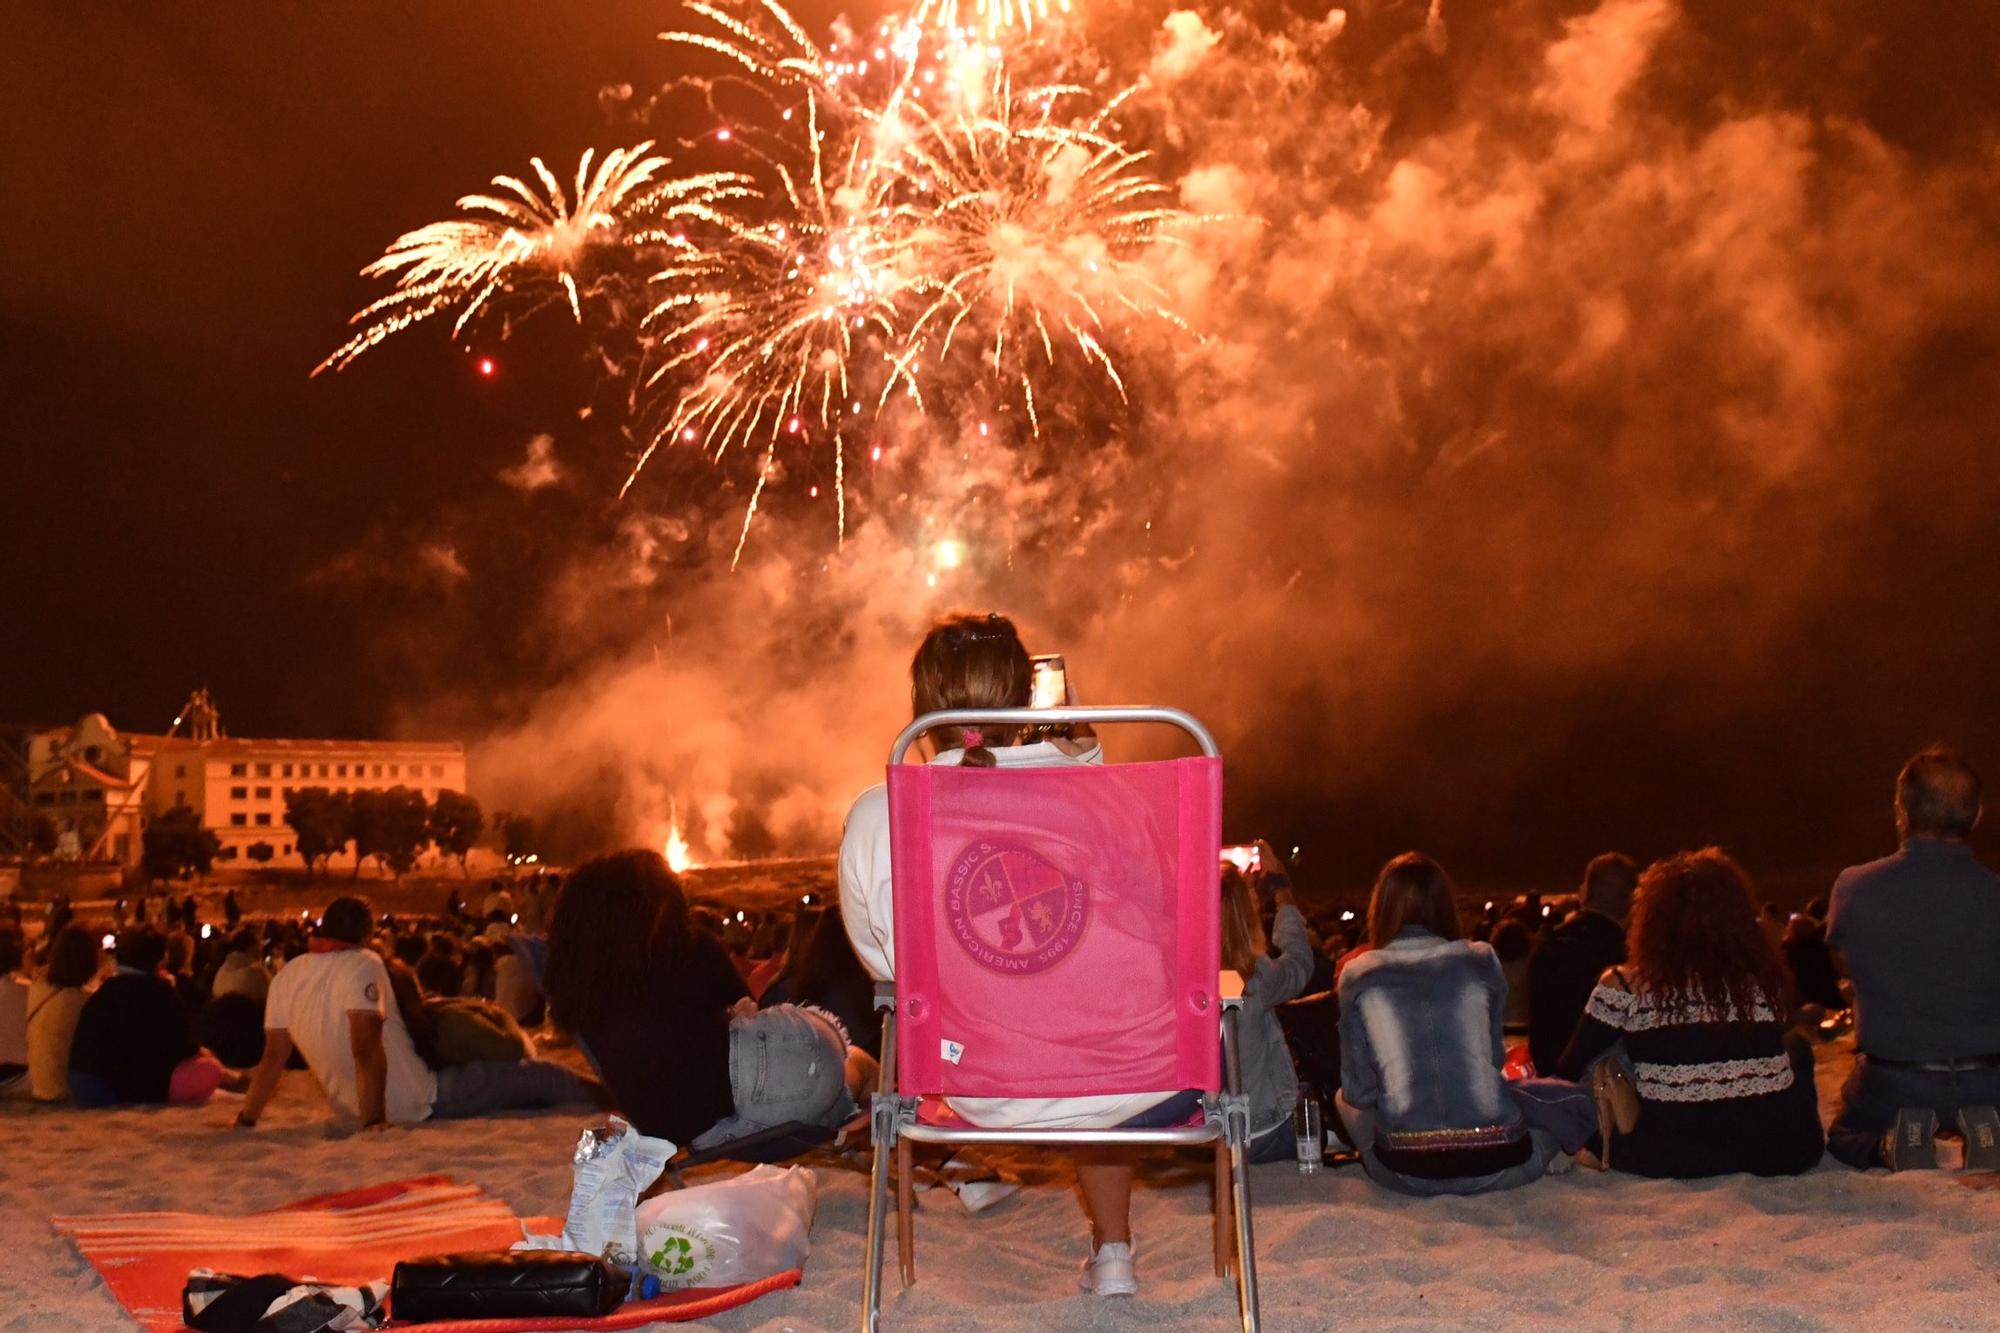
[1555,848,1824,1177]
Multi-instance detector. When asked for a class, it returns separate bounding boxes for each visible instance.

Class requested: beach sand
[6,1037,1997,1331]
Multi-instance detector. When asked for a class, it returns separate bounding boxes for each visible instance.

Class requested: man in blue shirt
[1827,747,2000,1170]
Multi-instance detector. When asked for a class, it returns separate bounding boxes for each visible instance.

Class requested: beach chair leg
[1213,1140,1232,1277]
[863,1119,891,1331]
[896,1138,916,1287]
[1230,1136,1260,1333]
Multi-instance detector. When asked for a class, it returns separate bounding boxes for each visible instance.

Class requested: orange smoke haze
[382,0,1999,891]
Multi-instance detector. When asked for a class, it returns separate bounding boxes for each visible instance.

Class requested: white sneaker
[1079,1241,1138,1297]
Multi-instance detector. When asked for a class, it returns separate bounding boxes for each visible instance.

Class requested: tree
[284,787,352,876]
[245,841,275,865]
[141,804,220,882]
[353,785,430,881]
[427,789,484,876]
[493,810,538,864]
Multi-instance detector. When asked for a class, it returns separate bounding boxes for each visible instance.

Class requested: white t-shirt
[838,739,1171,1130]
[265,948,436,1124]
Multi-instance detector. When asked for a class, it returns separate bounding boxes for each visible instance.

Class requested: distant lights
[476,356,496,377]
[870,444,883,461]
[716,127,733,142]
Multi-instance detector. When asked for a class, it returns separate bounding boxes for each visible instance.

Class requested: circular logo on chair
[944,840,1090,975]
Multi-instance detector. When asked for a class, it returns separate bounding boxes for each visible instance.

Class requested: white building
[28,694,467,870]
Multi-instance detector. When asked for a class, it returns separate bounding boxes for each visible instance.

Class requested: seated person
[24,925,99,1101]
[1826,747,2000,1170]
[1222,854,1315,1163]
[235,896,598,1129]
[1558,849,1823,1178]
[762,903,882,1062]
[1781,908,1846,1013]
[1525,853,1637,1075]
[840,612,1186,1299]
[68,926,231,1107]
[1337,854,1562,1195]
[0,924,29,1082]
[545,851,859,1149]
[209,929,271,1004]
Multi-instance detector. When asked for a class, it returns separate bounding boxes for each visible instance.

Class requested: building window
[372,763,384,778]
[230,786,247,800]
[175,790,185,805]
[336,764,348,778]
[230,813,247,826]
[255,763,272,778]
[254,813,271,826]
[33,792,53,806]
[230,763,247,777]
[281,763,294,778]
[432,764,446,778]
[389,764,401,778]
[175,764,186,778]
[318,763,330,777]
[85,789,104,802]
[254,786,271,800]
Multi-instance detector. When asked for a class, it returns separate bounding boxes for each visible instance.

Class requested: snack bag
[518,1117,677,1263]
[633,1165,817,1288]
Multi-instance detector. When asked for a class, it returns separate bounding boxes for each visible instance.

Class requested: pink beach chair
[861,706,1260,1332]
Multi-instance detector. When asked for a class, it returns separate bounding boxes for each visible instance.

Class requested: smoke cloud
[375,0,1999,890]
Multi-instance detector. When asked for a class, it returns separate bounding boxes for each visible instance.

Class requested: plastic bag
[632,1165,817,1288]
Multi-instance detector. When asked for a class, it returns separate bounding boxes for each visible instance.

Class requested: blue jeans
[431,1058,600,1119]
[1116,1088,1203,1129]
[692,1005,854,1148]
[1828,1056,2000,1168]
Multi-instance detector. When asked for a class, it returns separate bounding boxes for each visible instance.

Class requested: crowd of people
[3,609,1995,1310]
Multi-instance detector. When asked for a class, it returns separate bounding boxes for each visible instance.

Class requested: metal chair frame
[860,707,1261,1332]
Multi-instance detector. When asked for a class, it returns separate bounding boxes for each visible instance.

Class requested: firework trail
[314,144,750,375]
[319,0,1198,561]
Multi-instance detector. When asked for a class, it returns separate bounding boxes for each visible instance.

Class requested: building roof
[155,737,464,756]
[32,758,137,790]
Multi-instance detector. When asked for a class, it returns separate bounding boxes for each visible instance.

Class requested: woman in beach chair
[1335,854,1566,1195]
[1555,849,1823,1178]
[839,612,1197,1298]
[544,849,865,1151]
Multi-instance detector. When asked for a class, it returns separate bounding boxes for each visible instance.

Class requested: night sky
[5,3,1999,890]
[1,2,729,736]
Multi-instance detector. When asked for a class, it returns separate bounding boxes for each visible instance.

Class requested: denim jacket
[1337,928,1521,1139]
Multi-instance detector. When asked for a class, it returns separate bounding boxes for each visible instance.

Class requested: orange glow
[665,822,698,874]
[476,356,496,377]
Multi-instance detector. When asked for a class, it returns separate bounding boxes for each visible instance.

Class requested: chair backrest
[887,724,1223,1100]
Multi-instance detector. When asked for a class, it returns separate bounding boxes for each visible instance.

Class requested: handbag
[390,1251,624,1323]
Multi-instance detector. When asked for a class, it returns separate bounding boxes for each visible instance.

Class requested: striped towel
[53,1175,802,1331]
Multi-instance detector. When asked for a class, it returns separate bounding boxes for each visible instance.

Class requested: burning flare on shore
[664,820,699,874]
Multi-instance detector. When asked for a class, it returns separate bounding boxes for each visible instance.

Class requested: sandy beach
[7,1035,1997,1331]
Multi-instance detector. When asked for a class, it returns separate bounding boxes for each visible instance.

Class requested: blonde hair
[910,612,1032,768]
[1220,865,1268,979]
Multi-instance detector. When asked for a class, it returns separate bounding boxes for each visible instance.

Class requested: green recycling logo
[642,1223,717,1286]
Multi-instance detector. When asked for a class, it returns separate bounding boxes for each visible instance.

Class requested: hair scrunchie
[960,728,985,749]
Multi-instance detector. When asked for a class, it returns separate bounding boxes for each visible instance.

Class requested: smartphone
[1221,844,1262,875]
[1030,654,1067,709]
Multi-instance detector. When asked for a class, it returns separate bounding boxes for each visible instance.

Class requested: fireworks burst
[315,143,746,375]
[319,0,1200,561]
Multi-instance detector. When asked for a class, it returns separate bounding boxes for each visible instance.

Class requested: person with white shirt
[839,612,1184,1300]
[234,896,597,1130]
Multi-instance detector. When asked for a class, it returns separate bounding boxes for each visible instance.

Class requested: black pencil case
[390,1250,624,1323]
